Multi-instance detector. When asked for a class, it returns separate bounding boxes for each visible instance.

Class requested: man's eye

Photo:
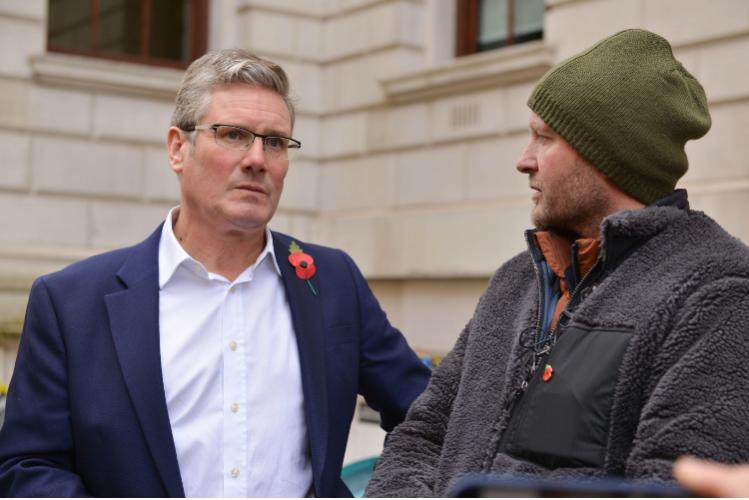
[219,128,248,142]
[265,137,287,150]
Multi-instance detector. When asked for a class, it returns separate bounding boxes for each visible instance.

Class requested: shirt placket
[222,283,247,497]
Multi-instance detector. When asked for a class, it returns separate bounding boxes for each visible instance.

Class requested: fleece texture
[366,191,749,497]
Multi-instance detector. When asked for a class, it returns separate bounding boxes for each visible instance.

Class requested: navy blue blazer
[0,226,430,497]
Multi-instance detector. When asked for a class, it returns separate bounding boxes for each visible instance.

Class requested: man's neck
[172,207,267,282]
[577,196,647,239]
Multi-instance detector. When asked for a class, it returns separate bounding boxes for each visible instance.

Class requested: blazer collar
[272,231,329,496]
[107,223,185,497]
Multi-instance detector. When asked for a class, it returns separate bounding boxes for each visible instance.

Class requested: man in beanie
[366,29,749,497]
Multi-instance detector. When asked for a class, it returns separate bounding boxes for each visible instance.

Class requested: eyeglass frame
[181,123,302,159]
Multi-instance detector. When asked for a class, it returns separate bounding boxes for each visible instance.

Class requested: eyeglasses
[184,123,301,161]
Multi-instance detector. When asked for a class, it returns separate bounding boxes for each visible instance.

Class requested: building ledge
[0,319,22,338]
[0,243,92,290]
[30,52,183,100]
[382,40,553,103]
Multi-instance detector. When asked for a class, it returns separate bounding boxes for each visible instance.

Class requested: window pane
[48,0,92,50]
[513,0,544,38]
[47,0,204,65]
[98,0,141,56]
[150,0,190,62]
[478,0,508,46]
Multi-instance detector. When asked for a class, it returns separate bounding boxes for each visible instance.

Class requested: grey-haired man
[0,49,429,497]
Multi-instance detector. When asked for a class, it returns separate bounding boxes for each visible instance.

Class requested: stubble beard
[531,160,611,239]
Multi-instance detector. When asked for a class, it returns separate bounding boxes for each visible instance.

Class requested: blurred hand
[674,456,749,497]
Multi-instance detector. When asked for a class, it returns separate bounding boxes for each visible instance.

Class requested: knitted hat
[528,29,711,204]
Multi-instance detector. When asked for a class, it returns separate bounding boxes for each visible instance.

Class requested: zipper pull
[505,365,534,411]
[504,388,521,411]
[537,343,552,357]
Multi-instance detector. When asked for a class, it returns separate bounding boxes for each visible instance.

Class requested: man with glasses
[0,49,429,497]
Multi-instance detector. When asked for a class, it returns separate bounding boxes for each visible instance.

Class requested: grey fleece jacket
[366,191,749,497]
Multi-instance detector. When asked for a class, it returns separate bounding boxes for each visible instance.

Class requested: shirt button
[229,340,237,351]
[231,403,239,413]
[231,468,240,478]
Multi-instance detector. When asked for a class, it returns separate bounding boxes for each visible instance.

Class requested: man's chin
[222,208,275,232]
[532,212,572,235]
[531,208,548,231]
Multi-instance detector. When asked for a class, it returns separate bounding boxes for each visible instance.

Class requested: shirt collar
[158,207,282,289]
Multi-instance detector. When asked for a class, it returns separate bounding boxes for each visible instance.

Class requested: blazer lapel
[273,233,329,493]
[106,226,185,497]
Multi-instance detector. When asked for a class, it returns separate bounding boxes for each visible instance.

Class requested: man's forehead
[208,83,285,109]
[204,83,292,132]
[529,112,553,133]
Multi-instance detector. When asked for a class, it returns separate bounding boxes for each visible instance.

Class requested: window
[457,0,544,56]
[47,0,208,68]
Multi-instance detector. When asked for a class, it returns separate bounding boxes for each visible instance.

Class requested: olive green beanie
[528,29,711,204]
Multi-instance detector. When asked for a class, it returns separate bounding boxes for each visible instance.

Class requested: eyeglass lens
[213,125,293,159]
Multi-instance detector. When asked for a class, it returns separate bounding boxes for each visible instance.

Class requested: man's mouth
[235,183,267,195]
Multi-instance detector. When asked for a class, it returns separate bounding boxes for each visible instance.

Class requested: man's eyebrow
[530,122,553,135]
[265,129,292,138]
[220,123,291,138]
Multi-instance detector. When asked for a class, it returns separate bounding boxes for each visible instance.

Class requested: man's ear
[167,127,188,175]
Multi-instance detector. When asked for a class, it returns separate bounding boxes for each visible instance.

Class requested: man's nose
[516,141,537,174]
[240,137,266,170]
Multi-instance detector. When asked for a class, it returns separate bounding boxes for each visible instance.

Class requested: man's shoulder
[39,226,161,289]
[271,230,348,262]
[49,247,132,279]
[474,249,535,307]
[690,211,749,252]
[491,250,534,281]
[665,210,749,272]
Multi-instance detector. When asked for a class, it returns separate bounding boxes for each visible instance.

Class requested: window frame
[47,0,208,69]
[456,0,543,56]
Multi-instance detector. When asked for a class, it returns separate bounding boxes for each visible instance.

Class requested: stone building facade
[1,0,748,462]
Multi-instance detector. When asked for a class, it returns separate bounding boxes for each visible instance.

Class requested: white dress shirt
[158,208,313,497]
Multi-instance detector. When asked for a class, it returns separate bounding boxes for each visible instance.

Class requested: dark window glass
[513,0,544,42]
[47,0,207,68]
[97,0,141,56]
[48,0,92,50]
[457,0,544,56]
[150,0,189,61]
[478,0,509,49]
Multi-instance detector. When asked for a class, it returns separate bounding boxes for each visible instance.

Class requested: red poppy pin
[288,241,318,295]
[542,364,553,382]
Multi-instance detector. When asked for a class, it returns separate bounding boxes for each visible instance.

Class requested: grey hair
[171,48,295,130]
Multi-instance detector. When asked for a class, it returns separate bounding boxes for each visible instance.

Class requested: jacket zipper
[552,257,602,333]
[494,234,603,461]
[505,234,606,414]
[500,233,545,418]
[497,246,604,459]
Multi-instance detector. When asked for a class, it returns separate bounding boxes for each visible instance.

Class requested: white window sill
[30,52,184,99]
[382,40,554,103]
